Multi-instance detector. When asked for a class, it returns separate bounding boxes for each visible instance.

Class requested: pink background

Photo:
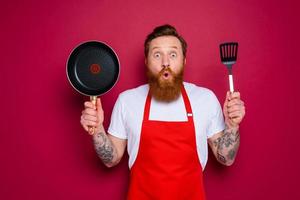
[1,0,299,199]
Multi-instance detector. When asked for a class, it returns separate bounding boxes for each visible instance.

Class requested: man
[80,24,245,199]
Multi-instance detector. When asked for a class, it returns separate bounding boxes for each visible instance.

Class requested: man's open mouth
[163,72,170,78]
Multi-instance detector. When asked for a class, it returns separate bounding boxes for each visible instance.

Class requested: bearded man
[80,24,246,200]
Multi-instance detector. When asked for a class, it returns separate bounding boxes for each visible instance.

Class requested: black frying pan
[66,41,120,134]
[67,41,120,96]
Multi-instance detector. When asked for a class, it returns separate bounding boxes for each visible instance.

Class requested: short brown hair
[144,24,187,58]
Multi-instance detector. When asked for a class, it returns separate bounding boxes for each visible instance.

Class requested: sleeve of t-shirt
[107,94,128,139]
[206,92,226,139]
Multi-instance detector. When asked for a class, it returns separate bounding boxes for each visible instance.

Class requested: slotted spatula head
[220,42,238,66]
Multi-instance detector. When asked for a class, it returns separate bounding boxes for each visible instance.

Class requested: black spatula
[219,42,238,93]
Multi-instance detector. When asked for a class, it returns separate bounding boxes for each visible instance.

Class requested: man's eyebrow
[151,46,179,50]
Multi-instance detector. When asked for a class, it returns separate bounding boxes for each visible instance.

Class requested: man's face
[146,35,185,79]
[145,36,186,102]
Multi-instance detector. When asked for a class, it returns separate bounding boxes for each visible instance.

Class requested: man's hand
[80,98,104,135]
[223,91,245,128]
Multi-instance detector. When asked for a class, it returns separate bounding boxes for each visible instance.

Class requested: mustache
[158,67,175,77]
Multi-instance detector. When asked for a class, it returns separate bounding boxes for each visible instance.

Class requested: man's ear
[145,58,148,65]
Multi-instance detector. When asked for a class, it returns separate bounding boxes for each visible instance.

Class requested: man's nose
[162,55,170,68]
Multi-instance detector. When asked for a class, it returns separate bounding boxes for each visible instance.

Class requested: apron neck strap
[180,85,193,116]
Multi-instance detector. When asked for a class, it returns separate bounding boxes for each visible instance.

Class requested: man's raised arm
[81,98,127,167]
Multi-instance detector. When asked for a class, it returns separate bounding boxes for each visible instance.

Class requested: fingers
[226,91,243,105]
[82,107,98,116]
[81,115,99,127]
[96,98,102,110]
[80,113,99,133]
[81,109,99,122]
[226,91,231,100]
[227,99,244,107]
[80,116,90,132]
[81,98,104,133]
[81,122,96,135]
[224,91,246,126]
[228,110,243,119]
[230,91,240,99]
[84,101,96,110]
[227,105,243,113]
[82,113,98,122]
[227,100,245,117]
[226,91,240,99]
[85,98,103,112]
[81,100,98,132]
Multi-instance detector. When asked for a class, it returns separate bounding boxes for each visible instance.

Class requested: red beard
[147,67,184,102]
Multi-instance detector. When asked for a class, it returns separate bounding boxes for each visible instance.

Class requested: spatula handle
[88,96,97,135]
[229,74,234,93]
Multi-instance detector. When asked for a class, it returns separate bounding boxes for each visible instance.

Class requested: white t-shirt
[108,82,225,170]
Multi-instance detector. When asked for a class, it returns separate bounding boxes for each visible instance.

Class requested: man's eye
[170,53,177,58]
[154,53,160,58]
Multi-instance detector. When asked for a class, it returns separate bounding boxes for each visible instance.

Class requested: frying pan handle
[88,96,97,135]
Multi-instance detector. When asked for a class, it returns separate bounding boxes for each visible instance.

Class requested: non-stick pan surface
[67,41,120,96]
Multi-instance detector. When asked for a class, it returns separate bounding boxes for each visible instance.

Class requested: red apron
[127,86,206,200]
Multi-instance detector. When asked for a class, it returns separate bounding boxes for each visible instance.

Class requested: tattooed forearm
[93,132,117,166]
[213,127,240,165]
